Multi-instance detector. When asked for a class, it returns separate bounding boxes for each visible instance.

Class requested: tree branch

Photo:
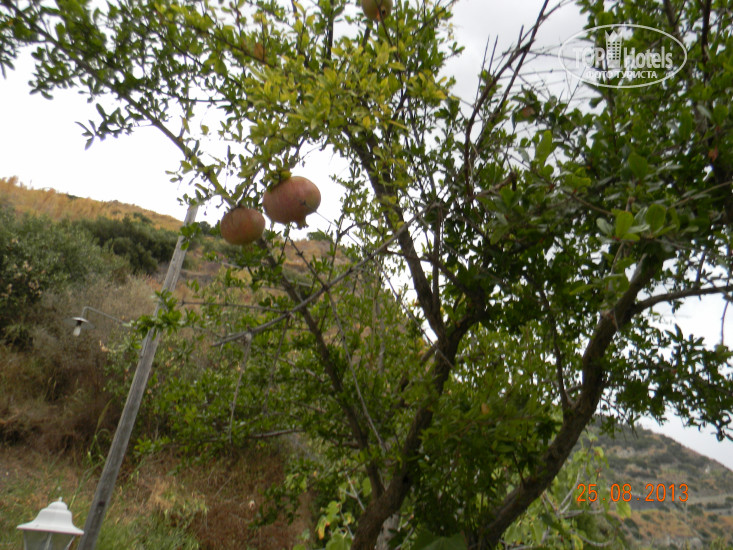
[630,284,733,316]
[289,238,387,451]
[461,0,551,197]
[350,315,475,549]
[526,274,571,412]
[699,0,712,73]
[479,254,663,545]
[257,239,387,498]
[347,130,445,337]
[213,209,415,346]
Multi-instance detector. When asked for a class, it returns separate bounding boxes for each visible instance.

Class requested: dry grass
[631,507,733,547]
[184,447,312,549]
[0,274,156,454]
[0,177,183,231]
[0,444,310,549]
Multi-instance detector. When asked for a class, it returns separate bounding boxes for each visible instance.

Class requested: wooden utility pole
[77,204,198,550]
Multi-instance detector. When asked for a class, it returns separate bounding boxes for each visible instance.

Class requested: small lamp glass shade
[63,317,94,337]
[17,499,83,550]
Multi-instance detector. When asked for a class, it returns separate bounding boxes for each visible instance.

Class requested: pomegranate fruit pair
[220,176,321,245]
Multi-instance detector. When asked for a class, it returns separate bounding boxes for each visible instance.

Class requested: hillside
[0,181,732,549]
[0,178,312,549]
[583,420,733,548]
[594,422,733,501]
[0,176,183,231]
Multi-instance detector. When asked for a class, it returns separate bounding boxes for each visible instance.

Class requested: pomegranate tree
[220,206,265,245]
[262,176,321,228]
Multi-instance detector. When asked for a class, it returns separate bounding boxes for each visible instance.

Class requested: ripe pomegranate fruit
[263,176,321,228]
[362,0,392,21]
[220,206,266,245]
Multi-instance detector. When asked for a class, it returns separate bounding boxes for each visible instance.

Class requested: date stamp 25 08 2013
[576,483,689,503]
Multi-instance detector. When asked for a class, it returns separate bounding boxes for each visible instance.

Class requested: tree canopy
[2,0,732,547]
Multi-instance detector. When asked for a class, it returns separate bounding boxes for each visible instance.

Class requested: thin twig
[213,197,433,346]
[228,332,253,445]
[289,239,387,451]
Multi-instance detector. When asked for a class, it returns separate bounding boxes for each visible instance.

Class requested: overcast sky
[1,0,732,471]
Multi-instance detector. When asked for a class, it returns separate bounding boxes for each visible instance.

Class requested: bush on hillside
[0,207,117,346]
[0,273,155,453]
[76,214,178,274]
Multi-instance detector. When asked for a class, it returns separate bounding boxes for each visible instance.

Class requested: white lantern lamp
[17,499,84,550]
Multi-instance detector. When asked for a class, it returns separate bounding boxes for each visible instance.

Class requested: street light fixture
[64,306,126,337]
[65,316,94,337]
[17,499,84,550]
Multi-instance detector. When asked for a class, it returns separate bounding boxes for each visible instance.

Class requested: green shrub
[0,207,115,345]
[76,215,178,274]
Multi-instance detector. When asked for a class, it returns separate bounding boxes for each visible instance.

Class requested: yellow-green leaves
[616,499,632,519]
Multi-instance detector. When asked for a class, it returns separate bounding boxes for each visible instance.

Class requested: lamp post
[17,499,83,550]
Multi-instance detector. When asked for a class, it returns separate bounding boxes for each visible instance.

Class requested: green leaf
[570,282,595,295]
[679,110,693,139]
[596,217,613,236]
[412,531,467,550]
[696,104,713,120]
[713,103,729,124]
[614,210,634,238]
[535,130,555,166]
[645,204,666,233]
[325,500,340,521]
[532,522,545,544]
[616,499,632,518]
[568,173,591,190]
[361,477,371,498]
[628,151,648,180]
[325,533,350,550]
[499,186,514,207]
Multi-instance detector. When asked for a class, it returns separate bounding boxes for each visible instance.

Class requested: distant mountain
[591,420,733,548]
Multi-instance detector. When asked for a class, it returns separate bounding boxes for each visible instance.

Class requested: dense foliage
[76,213,178,274]
[0,206,114,345]
[2,0,732,548]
